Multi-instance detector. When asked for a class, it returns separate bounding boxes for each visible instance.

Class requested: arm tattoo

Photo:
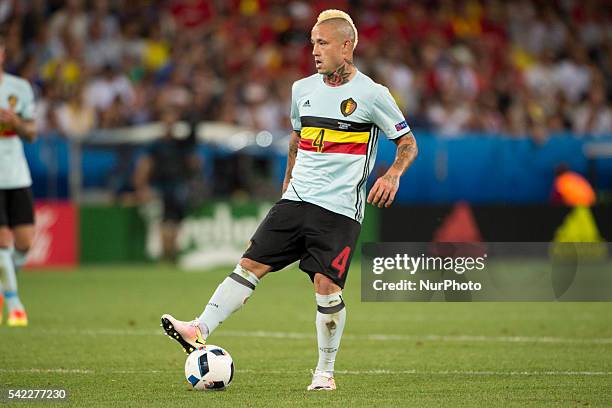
[391,134,418,174]
[324,59,354,87]
[288,134,298,158]
[381,174,399,185]
[284,132,300,180]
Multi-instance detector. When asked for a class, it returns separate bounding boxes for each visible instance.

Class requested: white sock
[12,247,28,271]
[0,248,24,310]
[315,292,346,375]
[198,264,259,337]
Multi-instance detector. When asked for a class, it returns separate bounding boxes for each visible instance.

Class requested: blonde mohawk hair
[316,9,358,50]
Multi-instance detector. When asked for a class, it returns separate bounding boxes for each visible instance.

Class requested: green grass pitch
[1,263,611,407]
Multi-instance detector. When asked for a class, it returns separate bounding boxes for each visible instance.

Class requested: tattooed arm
[367,132,418,208]
[282,131,301,194]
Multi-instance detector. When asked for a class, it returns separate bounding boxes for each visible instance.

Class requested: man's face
[311,23,349,75]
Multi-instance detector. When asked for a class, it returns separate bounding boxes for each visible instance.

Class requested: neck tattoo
[324,59,354,87]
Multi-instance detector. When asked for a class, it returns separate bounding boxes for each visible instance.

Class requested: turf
[1,263,611,407]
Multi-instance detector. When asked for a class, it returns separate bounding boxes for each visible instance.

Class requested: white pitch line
[1,368,611,376]
[221,330,612,345]
[12,328,612,345]
[0,368,93,374]
[237,369,612,376]
[363,333,612,344]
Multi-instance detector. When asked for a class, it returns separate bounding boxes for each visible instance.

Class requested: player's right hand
[0,108,19,127]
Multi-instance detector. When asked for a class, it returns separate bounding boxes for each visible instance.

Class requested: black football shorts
[0,187,35,228]
[243,199,361,288]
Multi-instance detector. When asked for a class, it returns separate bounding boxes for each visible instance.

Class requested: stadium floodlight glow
[227,131,252,151]
[255,131,273,147]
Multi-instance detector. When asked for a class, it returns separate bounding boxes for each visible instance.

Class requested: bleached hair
[316,9,358,50]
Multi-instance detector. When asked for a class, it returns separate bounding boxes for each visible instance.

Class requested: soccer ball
[184,345,234,390]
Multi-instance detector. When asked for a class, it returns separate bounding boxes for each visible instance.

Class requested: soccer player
[0,32,37,327]
[161,9,418,390]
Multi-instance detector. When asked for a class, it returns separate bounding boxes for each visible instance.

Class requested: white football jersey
[282,70,412,223]
[0,72,35,189]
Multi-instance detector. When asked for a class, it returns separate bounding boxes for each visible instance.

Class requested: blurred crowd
[2,0,612,140]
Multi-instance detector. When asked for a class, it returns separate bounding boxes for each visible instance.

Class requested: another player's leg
[0,191,8,325]
[0,274,4,325]
[11,224,33,272]
[161,258,269,353]
[7,241,30,325]
[1,189,35,327]
[6,225,33,326]
[307,273,346,391]
[11,246,28,271]
[0,227,27,327]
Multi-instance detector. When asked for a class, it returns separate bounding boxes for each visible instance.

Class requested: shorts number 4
[332,246,351,278]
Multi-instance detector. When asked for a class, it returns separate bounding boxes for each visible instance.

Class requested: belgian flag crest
[8,94,18,110]
[340,98,357,117]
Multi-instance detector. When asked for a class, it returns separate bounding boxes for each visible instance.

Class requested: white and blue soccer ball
[185,345,234,390]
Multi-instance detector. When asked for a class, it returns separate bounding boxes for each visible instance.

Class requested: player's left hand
[367,173,400,208]
[0,108,20,128]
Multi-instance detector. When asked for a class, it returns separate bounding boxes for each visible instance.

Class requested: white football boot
[307,370,337,391]
[160,314,206,354]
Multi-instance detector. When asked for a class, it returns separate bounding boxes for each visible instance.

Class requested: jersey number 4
[332,246,351,278]
[312,129,325,153]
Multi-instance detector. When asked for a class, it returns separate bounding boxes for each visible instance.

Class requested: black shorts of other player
[243,199,361,289]
[0,187,35,228]
[158,184,189,222]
